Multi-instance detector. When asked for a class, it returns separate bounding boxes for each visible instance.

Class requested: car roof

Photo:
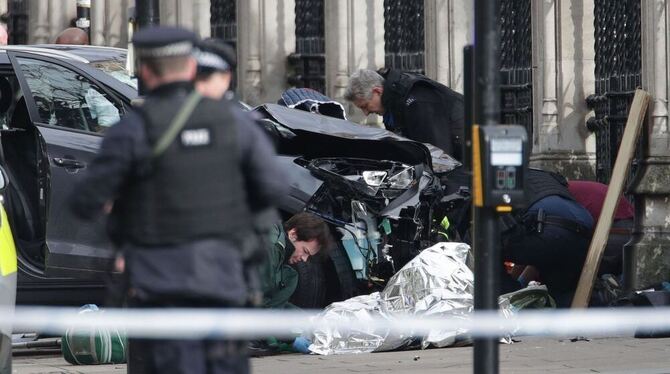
[0,45,126,64]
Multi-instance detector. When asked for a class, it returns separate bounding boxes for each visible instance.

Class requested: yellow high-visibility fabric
[0,204,17,276]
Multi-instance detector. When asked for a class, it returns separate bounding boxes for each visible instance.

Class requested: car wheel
[290,260,326,309]
[327,241,358,301]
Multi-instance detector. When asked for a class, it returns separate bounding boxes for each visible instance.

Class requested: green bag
[61,305,127,365]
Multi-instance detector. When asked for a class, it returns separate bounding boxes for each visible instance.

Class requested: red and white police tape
[2,306,670,339]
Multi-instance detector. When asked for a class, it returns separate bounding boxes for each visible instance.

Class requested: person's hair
[344,69,385,102]
[284,212,334,254]
[142,56,190,77]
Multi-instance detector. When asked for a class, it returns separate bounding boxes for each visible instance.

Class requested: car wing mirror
[0,165,8,192]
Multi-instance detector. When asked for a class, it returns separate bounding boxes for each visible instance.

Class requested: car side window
[16,57,123,134]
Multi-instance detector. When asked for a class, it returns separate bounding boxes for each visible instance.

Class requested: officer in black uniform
[343,68,465,161]
[499,168,594,307]
[70,26,286,374]
[194,38,237,101]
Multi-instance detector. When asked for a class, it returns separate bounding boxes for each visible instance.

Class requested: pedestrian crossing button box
[473,125,528,209]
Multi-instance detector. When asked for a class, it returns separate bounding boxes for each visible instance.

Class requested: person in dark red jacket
[568,180,634,275]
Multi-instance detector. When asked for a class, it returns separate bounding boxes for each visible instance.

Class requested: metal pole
[473,0,501,373]
[136,0,160,29]
[463,45,474,171]
[75,0,91,38]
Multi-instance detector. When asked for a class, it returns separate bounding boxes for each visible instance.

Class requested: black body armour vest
[381,69,449,118]
[380,69,464,153]
[525,168,574,207]
[118,87,251,246]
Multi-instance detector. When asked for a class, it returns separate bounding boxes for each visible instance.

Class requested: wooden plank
[571,89,651,309]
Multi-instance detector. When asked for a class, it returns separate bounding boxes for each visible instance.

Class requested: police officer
[193,38,284,307]
[344,68,465,161]
[70,26,286,373]
[194,38,237,101]
[500,169,594,307]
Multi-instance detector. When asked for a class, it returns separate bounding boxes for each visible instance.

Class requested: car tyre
[290,260,326,308]
[328,241,358,301]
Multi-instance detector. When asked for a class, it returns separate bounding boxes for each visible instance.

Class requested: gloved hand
[292,336,312,354]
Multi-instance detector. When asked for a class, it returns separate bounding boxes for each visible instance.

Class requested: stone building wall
[25,0,209,47]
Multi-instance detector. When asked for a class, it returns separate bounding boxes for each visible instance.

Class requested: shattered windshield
[90,59,138,90]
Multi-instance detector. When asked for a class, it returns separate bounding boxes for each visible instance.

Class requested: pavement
[11,335,670,373]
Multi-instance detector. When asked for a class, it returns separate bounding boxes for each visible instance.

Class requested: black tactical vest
[117,84,251,246]
[380,69,464,157]
[381,69,443,118]
[525,168,574,207]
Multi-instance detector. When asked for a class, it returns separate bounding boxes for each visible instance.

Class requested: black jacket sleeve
[233,109,288,212]
[69,112,149,220]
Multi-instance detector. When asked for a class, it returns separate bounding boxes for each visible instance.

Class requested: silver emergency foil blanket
[381,242,474,349]
[308,292,412,355]
[309,242,550,355]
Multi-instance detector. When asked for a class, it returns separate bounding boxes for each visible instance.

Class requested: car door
[8,52,128,277]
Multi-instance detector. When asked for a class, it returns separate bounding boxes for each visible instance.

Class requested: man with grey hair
[344,68,464,161]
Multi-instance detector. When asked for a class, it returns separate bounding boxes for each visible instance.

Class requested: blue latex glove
[292,337,312,354]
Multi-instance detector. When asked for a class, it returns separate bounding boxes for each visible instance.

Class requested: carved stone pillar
[160,0,210,38]
[625,0,670,290]
[91,0,131,47]
[237,0,262,104]
[529,0,596,179]
[28,0,50,44]
[29,0,76,44]
[324,0,384,123]
[236,0,295,105]
[424,0,472,93]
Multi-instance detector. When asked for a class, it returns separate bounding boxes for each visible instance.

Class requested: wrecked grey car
[252,104,469,307]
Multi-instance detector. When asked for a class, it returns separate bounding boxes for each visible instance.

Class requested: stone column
[237,0,262,104]
[28,0,50,44]
[236,0,295,105]
[258,0,294,103]
[324,0,384,123]
[625,0,670,291]
[424,0,473,93]
[191,0,211,38]
[49,0,77,40]
[91,0,131,47]
[160,0,210,37]
[90,0,106,45]
[529,0,595,180]
[28,0,76,44]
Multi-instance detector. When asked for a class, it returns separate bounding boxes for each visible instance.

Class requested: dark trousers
[599,218,633,276]
[128,338,248,374]
[127,299,249,374]
[0,334,11,374]
[503,225,590,307]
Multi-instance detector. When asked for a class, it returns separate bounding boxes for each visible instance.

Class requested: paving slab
[11,335,670,373]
